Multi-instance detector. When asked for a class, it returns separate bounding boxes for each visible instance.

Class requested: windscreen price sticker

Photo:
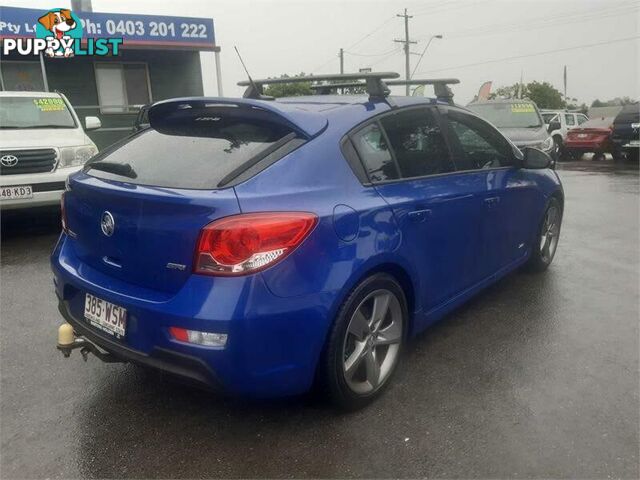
[33,98,66,112]
[511,103,535,113]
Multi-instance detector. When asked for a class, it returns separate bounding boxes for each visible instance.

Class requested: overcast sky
[5,0,639,104]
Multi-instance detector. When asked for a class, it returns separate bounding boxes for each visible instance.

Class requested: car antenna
[234,46,272,100]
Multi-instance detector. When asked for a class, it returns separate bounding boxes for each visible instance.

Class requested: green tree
[263,73,312,98]
[489,83,524,100]
[590,96,636,107]
[489,81,566,108]
[525,81,565,109]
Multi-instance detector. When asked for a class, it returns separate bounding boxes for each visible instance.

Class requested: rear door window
[564,114,576,126]
[85,113,296,189]
[380,108,454,178]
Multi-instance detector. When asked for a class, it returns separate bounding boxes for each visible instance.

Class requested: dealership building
[0,4,220,149]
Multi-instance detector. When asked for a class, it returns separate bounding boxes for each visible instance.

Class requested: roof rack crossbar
[386,78,460,104]
[238,72,400,100]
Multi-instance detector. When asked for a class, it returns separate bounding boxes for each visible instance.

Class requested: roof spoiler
[237,72,400,101]
[147,97,327,138]
[386,78,460,104]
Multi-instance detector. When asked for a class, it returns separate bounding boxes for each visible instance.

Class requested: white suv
[541,110,588,157]
[0,91,100,210]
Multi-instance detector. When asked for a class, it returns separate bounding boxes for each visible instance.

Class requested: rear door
[65,104,302,294]
[350,106,485,312]
[442,108,539,277]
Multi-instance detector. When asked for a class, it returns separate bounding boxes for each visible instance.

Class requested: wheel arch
[551,188,564,211]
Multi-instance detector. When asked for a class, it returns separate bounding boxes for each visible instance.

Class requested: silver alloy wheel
[540,205,561,263]
[342,289,403,394]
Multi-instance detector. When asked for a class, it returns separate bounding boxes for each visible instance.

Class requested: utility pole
[339,48,344,74]
[394,8,416,95]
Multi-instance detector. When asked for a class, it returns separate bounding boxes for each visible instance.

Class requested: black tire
[553,136,566,161]
[592,152,606,162]
[320,273,408,411]
[526,197,563,272]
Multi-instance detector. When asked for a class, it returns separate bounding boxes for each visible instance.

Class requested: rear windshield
[614,104,639,124]
[86,117,296,189]
[0,96,76,129]
[467,102,542,128]
[578,117,614,129]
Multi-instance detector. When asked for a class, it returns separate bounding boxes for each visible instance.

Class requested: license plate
[0,185,33,201]
[84,293,127,338]
[577,133,588,138]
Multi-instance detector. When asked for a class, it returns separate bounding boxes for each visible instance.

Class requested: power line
[414,36,640,75]
[311,15,396,72]
[447,4,640,39]
[364,47,402,68]
[344,48,398,57]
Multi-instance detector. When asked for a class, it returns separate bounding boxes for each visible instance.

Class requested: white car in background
[541,110,589,158]
[0,91,100,210]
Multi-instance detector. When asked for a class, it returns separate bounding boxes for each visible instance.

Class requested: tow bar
[57,323,124,363]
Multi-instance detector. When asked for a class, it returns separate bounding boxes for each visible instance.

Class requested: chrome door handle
[484,196,500,207]
[408,208,432,223]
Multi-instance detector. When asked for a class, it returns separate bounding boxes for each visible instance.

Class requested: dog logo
[36,8,83,57]
[0,155,19,167]
[100,211,115,237]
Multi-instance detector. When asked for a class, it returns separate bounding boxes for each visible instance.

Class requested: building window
[94,63,151,113]
[0,61,45,91]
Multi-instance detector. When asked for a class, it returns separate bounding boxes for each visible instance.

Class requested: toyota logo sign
[0,154,19,167]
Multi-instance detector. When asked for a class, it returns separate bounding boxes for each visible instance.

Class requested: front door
[442,108,538,277]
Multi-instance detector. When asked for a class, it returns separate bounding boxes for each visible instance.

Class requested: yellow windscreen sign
[33,98,66,112]
[511,102,535,113]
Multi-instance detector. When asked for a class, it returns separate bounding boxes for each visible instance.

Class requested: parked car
[0,91,100,210]
[564,117,614,161]
[52,74,563,409]
[467,100,557,162]
[610,103,640,162]
[541,110,589,158]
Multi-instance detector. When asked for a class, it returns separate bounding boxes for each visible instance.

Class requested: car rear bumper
[51,233,335,398]
[565,140,609,151]
[58,299,223,390]
[1,166,80,210]
[611,138,640,150]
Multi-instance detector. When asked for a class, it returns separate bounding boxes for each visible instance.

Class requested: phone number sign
[0,6,215,50]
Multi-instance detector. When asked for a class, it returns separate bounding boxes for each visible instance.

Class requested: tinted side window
[351,123,399,182]
[565,114,575,126]
[380,108,453,178]
[446,110,513,170]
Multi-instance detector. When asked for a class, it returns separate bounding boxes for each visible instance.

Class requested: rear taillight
[60,192,69,234]
[194,212,318,276]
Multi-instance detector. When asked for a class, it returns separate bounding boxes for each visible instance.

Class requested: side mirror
[84,116,101,131]
[547,120,560,133]
[521,147,551,169]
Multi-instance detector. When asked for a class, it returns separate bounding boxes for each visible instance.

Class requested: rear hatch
[64,100,310,294]
[612,104,639,142]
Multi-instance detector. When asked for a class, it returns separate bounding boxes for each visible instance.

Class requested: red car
[565,117,614,161]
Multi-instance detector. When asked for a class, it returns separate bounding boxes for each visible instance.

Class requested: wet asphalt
[1,161,638,479]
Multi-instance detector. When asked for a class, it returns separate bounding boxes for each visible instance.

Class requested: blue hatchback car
[52,74,563,409]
